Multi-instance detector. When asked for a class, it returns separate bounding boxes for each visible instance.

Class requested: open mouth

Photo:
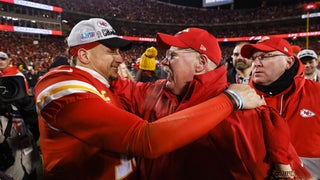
[163,66,173,81]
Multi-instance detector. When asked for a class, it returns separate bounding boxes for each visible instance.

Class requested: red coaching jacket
[112,66,310,180]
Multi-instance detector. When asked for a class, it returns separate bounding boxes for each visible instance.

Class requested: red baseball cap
[241,36,293,59]
[156,27,221,65]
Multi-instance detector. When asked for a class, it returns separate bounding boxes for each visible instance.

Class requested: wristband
[223,91,237,111]
[224,89,244,110]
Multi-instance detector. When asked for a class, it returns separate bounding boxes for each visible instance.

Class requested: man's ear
[195,54,208,72]
[77,48,90,64]
[285,56,295,70]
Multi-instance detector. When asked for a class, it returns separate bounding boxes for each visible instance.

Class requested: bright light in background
[203,0,233,7]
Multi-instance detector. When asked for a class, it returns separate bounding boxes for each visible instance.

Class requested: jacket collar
[177,66,228,110]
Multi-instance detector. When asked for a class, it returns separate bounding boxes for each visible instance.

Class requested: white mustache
[162,66,171,74]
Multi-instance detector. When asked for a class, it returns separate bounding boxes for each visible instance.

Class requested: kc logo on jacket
[299,108,315,118]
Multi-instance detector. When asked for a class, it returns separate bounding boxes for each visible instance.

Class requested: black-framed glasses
[164,49,198,62]
[251,53,287,62]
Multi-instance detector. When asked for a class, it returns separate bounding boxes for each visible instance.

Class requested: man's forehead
[169,46,185,51]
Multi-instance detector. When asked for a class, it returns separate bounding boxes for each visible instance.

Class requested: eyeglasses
[251,53,287,62]
[164,49,198,62]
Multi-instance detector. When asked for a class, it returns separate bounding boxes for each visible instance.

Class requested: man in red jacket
[34,18,264,180]
[241,36,320,179]
[112,28,310,179]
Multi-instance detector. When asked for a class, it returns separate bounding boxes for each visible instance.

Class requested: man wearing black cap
[112,28,310,179]
[241,36,320,179]
[34,18,264,180]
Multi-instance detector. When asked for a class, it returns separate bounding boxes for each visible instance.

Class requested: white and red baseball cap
[156,27,222,65]
[67,18,131,56]
[297,49,318,60]
[0,51,8,60]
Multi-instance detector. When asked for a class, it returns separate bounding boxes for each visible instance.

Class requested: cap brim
[156,33,189,49]
[241,44,276,58]
[299,56,316,60]
[99,37,132,51]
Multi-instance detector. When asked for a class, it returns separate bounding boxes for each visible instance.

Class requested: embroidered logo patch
[200,44,206,51]
[299,109,315,118]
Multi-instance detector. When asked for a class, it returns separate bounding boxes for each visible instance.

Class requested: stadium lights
[301,12,320,19]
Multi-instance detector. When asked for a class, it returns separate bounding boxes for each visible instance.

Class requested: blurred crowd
[0,0,319,83]
[32,0,317,25]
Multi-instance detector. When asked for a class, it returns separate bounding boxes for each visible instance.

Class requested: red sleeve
[41,92,233,158]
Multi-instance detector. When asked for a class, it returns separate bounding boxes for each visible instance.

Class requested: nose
[161,57,169,65]
[252,58,263,66]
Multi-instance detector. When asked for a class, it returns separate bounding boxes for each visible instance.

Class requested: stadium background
[0,0,319,72]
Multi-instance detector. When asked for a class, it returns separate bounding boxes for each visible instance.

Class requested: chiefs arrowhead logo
[300,109,315,118]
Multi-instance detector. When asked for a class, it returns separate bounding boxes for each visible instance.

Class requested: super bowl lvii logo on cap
[80,32,95,42]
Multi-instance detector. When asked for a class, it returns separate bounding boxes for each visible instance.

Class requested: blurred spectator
[25,69,40,96]
[227,42,253,84]
[48,55,69,70]
[297,49,320,82]
[118,62,134,80]
[135,46,161,82]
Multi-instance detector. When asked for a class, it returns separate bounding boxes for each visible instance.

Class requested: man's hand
[227,84,265,109]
